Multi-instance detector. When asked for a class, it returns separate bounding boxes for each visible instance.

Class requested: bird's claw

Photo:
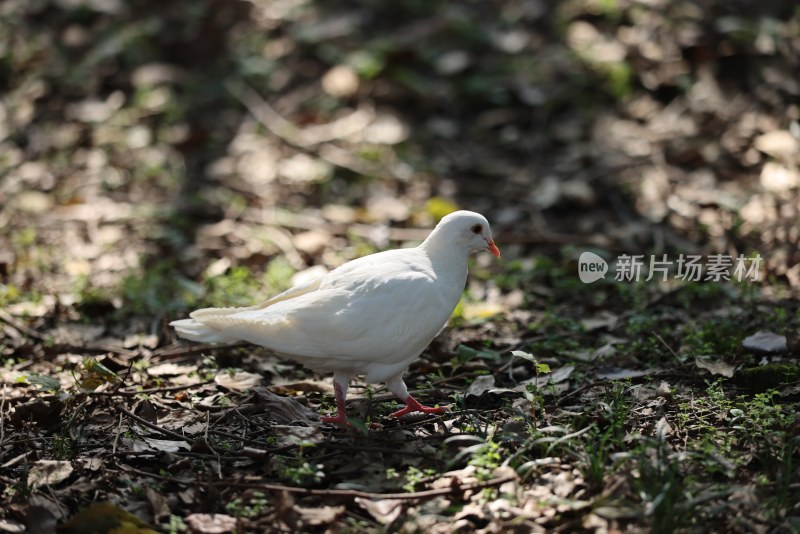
[320,414,350,426]
[390,396,449,418]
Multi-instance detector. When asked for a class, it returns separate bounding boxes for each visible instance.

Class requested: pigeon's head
[434,210,500,258]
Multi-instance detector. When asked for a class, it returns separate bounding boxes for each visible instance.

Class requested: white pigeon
[170,210,500,425]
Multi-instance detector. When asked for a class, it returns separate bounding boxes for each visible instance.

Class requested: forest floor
[1,0,799,532]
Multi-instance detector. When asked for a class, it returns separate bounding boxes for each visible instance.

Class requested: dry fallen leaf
[595,368,661,380]
[742,331,788,354]
[293,505,345,526]
[27,460,73,488]
[148,363,198,376]
[122,437,189,453]
[465,375,497,397]
[655,416,673,439]
[144,487,171,523]
[753,130,800,159]
[569,342,617,362]
[355,498,403,525]
[184,513,238,534]
[0,519,25,533]
[695,357,737,378]
[254,387,319,424]
[461,301,505,321]
[214,370,263,392]
[580,311,619,332]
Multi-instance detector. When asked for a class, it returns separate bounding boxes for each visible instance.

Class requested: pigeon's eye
[471,224,483,235]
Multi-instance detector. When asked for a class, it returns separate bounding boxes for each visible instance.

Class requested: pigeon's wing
[194,257,454,369]
[189,276,323,321]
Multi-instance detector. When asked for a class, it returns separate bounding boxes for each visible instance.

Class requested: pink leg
[390,395,448,418]
[320,380,349,426]
[386,375,448,418]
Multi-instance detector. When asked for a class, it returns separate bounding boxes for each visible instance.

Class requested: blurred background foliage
[1,0,799,318]
[2,3,800,530]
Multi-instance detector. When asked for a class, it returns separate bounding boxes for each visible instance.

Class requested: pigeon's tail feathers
[170,318,234,343]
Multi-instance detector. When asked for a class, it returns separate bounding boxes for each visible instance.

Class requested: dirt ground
[1,0,799,532]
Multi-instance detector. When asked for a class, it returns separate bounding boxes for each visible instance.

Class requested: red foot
[321,380,350,426]
[390,395,449,418]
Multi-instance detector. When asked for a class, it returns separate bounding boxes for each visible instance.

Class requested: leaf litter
[1,0,799,531]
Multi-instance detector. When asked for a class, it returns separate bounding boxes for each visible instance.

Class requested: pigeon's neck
[419,232,470,282]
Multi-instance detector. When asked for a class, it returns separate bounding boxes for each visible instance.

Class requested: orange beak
[487,239,501,258]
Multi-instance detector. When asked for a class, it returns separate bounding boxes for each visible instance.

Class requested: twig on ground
[226,81,397,180]
[118,463,517,500]
[651,331,686,368]
[225,81,375,148]
[205,412,222,479]
[0,384,6,449]
[75,343,139,358]
[207,428,272,449]
[1,451,31,469]
[152,342,244,358]
[113,412,123,455]
[117,406,189,442]
[555,380,607,407]
[86,379,216,397]
[0,309,47,340]
[260,225,307,270]
[319,442,437,457]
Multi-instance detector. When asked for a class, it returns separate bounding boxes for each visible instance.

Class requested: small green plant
[226,491,269,519]
[5,464,31,499]
[26,374,62,393]
[574,381,633,489]
[632,440,690,534]
[403,466,436,492]
[681,318,742,357]
[204,266,265,308]
[51,435,73,460]
[469,440,502,481]
[130,484,145,498]
[120,260,203,316]
[281,462,324,486]
[163,515,188,533]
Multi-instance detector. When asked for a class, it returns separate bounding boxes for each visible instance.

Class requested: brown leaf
[214,370,263,392]
[27,460,73,488]
[355,498,403,525]
[121,436,189,453]
[10,398,63,428]
[269,380,334,394]
[0,519,25,533]
[254,387,320,424]
[293,505,345,526]
[655,416,673,440]
[465,375,496,397]
[754,130,800,158]
[144,487,171,523]
[569,342,617,362]
[184,513,238,534]
[695,357,737,378]
[742,331,788,354]
[595,368,662,380]
[148,363,198,377]
[580,311,619,332]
